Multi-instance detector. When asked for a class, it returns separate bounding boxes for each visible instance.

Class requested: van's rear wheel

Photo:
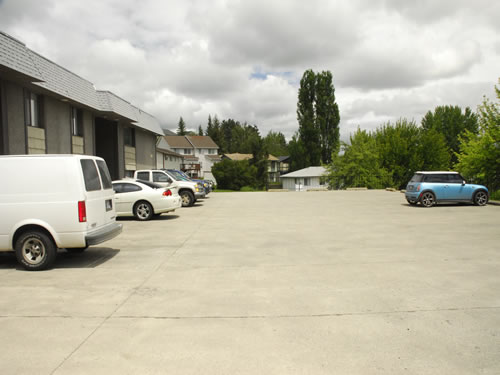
[15,231,57,271]
[134,201,154,220]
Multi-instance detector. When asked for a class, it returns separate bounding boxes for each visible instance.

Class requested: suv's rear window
[81,159,101,191]
[96,160,112,189]
[136,171,149,181]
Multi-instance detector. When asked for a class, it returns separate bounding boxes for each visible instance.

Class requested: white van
[0,155,122,271]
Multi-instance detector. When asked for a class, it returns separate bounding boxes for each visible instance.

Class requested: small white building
[280,166,328,191]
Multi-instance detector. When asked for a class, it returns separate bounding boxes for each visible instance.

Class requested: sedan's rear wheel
[134,201,154,220]
[473,190,488,206]
[420,192,435,208]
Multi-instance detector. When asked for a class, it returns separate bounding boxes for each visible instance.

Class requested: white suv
[0,155,122,270]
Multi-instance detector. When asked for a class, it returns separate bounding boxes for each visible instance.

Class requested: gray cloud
[0,0,498,141]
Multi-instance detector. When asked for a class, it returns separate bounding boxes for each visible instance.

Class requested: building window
[124,127,135,147]
[304,178,310,186]
[183,148,192,154]
[24,89,43,127]
[71,107,83,136]
[208,149,216,154]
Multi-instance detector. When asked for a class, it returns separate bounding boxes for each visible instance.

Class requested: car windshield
[409,174,424,183]
[168,170,189,181]
[161,170,182,181]
[136,180,162,189]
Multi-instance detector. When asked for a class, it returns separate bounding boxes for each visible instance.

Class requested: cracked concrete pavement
[0,190,499,374]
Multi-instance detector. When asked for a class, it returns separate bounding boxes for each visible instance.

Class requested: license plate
[105,199,113,211]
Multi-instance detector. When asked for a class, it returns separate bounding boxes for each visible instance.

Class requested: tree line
[174,71,499,194]
[325,81,499,193]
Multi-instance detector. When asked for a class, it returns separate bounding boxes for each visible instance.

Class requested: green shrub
[491,190,500,201]
[211,159,258,191]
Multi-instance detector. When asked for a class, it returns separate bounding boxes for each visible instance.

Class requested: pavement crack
[49,206,212,375]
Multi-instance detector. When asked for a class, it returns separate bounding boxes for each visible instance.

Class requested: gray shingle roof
[0,32,43,81]
[280,166,327,178]
[0,31,164,136]
[31,50,100,109]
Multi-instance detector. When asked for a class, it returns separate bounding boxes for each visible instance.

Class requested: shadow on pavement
[0,247,120,270]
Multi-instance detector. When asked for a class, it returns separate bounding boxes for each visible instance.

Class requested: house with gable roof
[159,135,220,181]
[0,31,164,179]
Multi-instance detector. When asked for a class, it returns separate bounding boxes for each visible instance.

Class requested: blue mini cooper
[405,171,489,207]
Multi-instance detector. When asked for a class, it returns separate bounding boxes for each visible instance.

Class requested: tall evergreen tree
[205,115,213,136]
[296,69,340,167]
[198,125,204,136]
[315,71,340,163]
[176,117,187,136]
[297,69,320,166]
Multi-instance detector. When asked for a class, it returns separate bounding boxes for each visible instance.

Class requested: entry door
[95,118,119,180]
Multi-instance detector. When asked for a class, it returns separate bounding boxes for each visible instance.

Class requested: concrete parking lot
[0,190,499,374]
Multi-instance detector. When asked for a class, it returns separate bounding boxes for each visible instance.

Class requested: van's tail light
[163,189,172,197]
[78,201,87,222]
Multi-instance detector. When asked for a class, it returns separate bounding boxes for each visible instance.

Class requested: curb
[488,200,500,206]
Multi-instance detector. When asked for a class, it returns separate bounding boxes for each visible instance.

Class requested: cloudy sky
[1,0,498,140]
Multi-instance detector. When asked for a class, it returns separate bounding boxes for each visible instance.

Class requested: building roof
[0,31,164,135]
[206,154,222,161]
[268,154,279,161]
[163,128,176,136]
[164,136,193,149]
[224,153,279,161]
[278,155,290,162]
[223,153,253,161]
[186,135,218,149]
[280,166,327,178]
[0,32,43,82]
[156,147,185,158]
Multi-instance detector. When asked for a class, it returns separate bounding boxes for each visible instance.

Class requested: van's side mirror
[462,180,466,185]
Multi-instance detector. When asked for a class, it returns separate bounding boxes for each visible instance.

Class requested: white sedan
[112,179,182,220]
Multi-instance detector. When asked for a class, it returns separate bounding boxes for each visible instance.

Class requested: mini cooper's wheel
[134,201,154,220]
[420,192,435,208]
[473,190,488,206]
[180,190,195,207]
[15,231,57,271]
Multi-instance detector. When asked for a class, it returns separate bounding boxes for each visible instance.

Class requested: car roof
[415,171,458,174]
[112,179,152,188]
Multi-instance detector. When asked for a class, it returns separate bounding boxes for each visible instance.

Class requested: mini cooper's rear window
[410,174,424,182]
[81,159,102,191]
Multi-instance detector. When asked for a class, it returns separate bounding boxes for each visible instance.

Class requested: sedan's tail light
[163,189,172,196]
[78,201,87,222]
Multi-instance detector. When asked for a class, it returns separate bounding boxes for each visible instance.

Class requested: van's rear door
[80,159,116,231]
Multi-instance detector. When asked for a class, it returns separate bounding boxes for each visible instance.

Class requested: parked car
[0,155,122,271]
[405,171,489,207]
[112,180,181,220]
[167,169,211,194]
[134,169,205,207]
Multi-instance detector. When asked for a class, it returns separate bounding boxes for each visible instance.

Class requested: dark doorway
[95,117,119,180]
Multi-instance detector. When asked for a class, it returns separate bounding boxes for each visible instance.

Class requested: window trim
[23,89,44,128]
[71,106,84,136]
